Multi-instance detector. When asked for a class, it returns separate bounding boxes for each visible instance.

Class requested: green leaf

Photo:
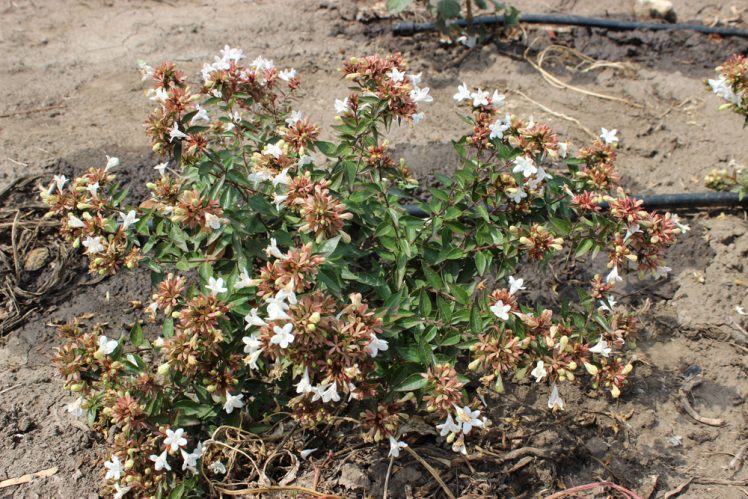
[387,0,413,13]
[162,317,175,338]
[475,251,488,276]
[316,141,338,157]
[419,290,433,317]
[575,238,594,257]
[422,264,444,290]
[130,322,143,348]
[317,235,342,257]
[469,303,482,333]
[437,0,462,18]
[394,372,428,392]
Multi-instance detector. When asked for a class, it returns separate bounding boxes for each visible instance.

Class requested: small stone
[337,463,371,490]
[585,436,609,457]
[23,247,50,272]
[634,0,677,22]
[17,416,34,433]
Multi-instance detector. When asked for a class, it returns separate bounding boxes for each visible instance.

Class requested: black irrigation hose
[403,191,747,218]
[393,13,748,38]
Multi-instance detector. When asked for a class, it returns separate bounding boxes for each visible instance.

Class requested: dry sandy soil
[1,0,747,497]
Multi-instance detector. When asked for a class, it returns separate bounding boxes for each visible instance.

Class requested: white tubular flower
[263,142,283,159]
[285,110,303,126]
[264,238,286,259]
[606,266,622,285]
[208,460,227,474]
[205,276,227,295]
[279,68,297,81]
[490,300,511,321]
[512,156,538,178]
[335,97,350,115]
[105,155,120,171]
[470,89,489,107]
[113,482,131,499]
[409,87,433,103]
[154,162,168,176]
[119,210,140,230]
[531,360,547,383]
[455,405,484,434]
[453,83,471,102]
[436,414,460,437]
[234,268,253,290]
[296,368,313,394]
[270,323,295,349]
[489,117,510,140]
[509,187,527,204]
[53,174,68,192]
[82,235,105,254]
[67,213,85,228]
[242,334,262,354]
[104,455,123,480]
[547,384,565,411]
[164,428,188,452]
[272,168,290,187]
[599,127,619,145]
[97,335,118,356]
[169,122,188,142]
[149,450,172,472]
[366,333,389,358]
[508,276,525,295]
[491,91,505,107]
[244,308,267,329]
[66,397,85,418]
[589,338,612,357]
[386,67,405,83]
[223,392,244,414]
[190,104,210,125]
[388,436,408,458]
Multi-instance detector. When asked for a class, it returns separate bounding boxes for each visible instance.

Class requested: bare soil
[1,0,747,497]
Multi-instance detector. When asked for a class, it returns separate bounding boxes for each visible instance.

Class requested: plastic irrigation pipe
[402,191,747,218]
[392,13,748,38]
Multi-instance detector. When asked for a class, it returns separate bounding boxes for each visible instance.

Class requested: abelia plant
[43,47,682,497]
[707,53,748,125]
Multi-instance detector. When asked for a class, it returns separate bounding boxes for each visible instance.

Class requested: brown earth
[0,0,747,497]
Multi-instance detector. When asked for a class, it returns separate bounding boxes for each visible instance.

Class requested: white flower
[82,235,105,254]
[457,34,477,47]
[411,112,425,125]
[251,55,274,72]
[653,266,672,279]
[66,397,85,418]
[296,368,313,394]
[223,392,244,414]
[471,89,489,107]
[67,213,85,229]
[408,72,423,87]
[271,323,295,349]
[509,188,527,204]
[452,435,467,455]
[149,450,171,472]
[558,142,569,158]
[436,414,461,437]
[164,428,188,452]
[589,338,612,357]
[119,210,139,230]
[455,405,484,434]
[386,67,406,83]
[154,162,168,176]
[138,60,154,81]
[489,116,510,140]
[531,360,547,383]
[671,214,691,234]
[153,336,165,348]
[624,224,642,241]
[53,174,67,192]
[535,167,552,183]
[273,193,288,210]
[272,168,290,187]
[335,97,350,115]
[113,482,131,499]
[150,87,169,102]
[220,45,244,62]
[312,382,341,403]
[512,156,538,178]
[300,448,318,460]
[206,276,227,295]
[105,155,120,171]
[265,238,286,259]
[366,333,389,358]
[298,154,314,166]
[276,286,297,306]
[600,127,619,145]
[285,110,303,126]
[598,295,617,313]
[208,460,227,474]
[86,182,100,197]
[490,300,511,321]
[242,334,262,355]
[205,212,223,230]
[267,300,291,321]
[279,68,297,81]
[736,305,747,316]
[245,349,262,369]
[547,384,564,411]
[104,455,123,480]
[410,87,433,103]
[190,105,210,125]
[606,266,622,285]
[708,76,742,105]
[181,443,203,473]
[388,436,407,458]
[244,309,267,329]
[263,142,283,159]
[97,335,118,356]
[235,268,253,290]
[508,276,525,295]
[169,122,188,142]
[248,170,271,184]
[453,83,471,102]
[491,91,505,107]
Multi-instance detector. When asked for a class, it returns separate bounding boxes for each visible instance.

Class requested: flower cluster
[708,54,747,124]
[45,49,681,497]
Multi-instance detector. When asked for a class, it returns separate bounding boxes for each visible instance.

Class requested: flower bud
[93,350,105,361]
[584,363,599,376]
[559,335,569,352]
[70,383,84,392]
[125,459,135,470]
[610,384,621,398]
[468,358,482,371]
[307,323,316,332]
[157,362,170,375]
[567,361,577,371]
[206,384,216,393]
[309,312,321,324]
[566,372,575,381]
[622,363,633,375]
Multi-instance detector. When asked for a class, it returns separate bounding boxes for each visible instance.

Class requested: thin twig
[729,442,748,474]
[0,104,65,119]
[404,446,455,499]
[11,211,21,281]
[545,480,643,499]
[663,478,692,499]
[383,456,395,499]
[514,89,597,139]
[214,484,341,498]
[0,467,58,489]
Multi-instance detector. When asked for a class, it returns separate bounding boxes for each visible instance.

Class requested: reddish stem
[545,481,643,499]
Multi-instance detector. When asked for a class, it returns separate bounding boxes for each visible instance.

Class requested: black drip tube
[403,191,747,218]
[393,13,748,38]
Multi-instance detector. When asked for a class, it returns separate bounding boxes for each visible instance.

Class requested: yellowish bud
[584,362,599,376]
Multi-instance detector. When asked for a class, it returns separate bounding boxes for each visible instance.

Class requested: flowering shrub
[707,54,748,125]
[42,48,683,497]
